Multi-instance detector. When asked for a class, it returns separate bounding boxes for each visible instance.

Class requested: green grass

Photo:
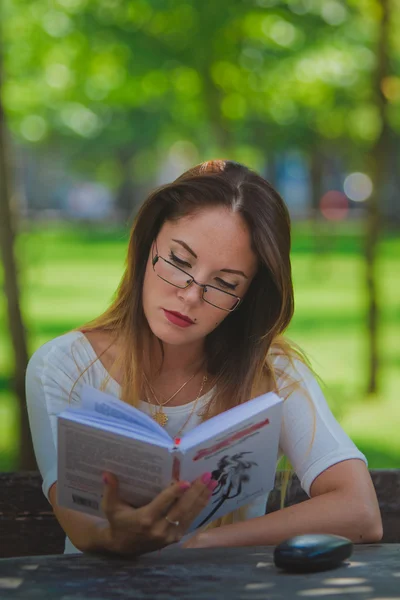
[1,221,399,469]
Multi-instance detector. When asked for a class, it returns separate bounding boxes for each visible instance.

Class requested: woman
[26,160,382,556]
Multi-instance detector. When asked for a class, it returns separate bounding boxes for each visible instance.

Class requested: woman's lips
[163,309,194,328]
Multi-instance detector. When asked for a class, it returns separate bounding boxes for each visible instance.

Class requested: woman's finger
[101,471,121,519]
[166,473,216,528]
[145,480,191,521]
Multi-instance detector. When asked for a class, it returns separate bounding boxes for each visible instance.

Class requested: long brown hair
[79,160,294,409]
[75,160,312,525]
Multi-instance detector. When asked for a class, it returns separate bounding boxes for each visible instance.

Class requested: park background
[0,0,399,471]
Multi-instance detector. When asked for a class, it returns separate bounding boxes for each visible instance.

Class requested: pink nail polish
[208,479,218,492]
[179,481,190,491]
[201,472,212,485]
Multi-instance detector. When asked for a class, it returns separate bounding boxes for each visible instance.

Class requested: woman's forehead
[158,207,258,271]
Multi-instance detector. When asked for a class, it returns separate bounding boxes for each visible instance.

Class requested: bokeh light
[343,172,373,202]
[269,20,297,47]
[20,115,47,142]
[45,63,71,89]
[320,191,349,221]
[42,10,72,37]
[321,0,347,26]
[61,103,102,137]
[381,76,400,103]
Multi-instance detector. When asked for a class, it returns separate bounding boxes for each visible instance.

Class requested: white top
[26,331,367,554]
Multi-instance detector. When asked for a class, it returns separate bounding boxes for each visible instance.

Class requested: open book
[57,385,283,531]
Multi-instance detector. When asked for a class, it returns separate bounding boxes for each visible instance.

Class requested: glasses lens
[154,258,192,288]
[204,286,239,311]
[154,256,239,310]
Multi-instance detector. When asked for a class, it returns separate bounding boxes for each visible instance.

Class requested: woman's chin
[147,319,197,346]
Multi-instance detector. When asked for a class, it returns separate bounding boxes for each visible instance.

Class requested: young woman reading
[26,160,383,556]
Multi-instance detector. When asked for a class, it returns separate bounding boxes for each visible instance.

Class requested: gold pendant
[153,409,168,427]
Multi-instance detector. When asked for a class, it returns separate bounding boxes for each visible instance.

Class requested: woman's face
[142,206,258,347]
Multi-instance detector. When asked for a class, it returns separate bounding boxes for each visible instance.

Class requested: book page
[79,385,172,442]
[57,417,174,517]
[178,400,283,531]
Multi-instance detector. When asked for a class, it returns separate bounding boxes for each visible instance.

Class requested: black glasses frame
[152,251,242,312]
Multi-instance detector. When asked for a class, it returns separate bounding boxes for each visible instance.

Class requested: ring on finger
[165,515,180,527]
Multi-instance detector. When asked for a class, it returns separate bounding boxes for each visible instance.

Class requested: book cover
[57,386,283,529]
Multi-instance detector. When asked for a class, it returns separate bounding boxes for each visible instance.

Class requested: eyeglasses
[152,251,242,312]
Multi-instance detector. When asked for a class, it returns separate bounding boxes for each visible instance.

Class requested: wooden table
[0,544,399,599]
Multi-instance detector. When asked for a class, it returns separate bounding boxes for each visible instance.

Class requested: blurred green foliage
[0,223,399,470]
[2,0,400,184]
[1,1,399,469]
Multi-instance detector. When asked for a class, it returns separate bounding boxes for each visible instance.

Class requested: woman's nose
[177,280,203,305]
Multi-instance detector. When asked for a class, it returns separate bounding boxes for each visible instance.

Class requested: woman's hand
[100,471,217,556]
[182,531,210,549]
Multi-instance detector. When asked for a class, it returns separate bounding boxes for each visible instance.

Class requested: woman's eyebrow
[172,239,197,258]
[220,268,248,279]
[172,238,248,279]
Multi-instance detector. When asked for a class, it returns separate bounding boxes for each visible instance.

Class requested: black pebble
[274,533,354,573]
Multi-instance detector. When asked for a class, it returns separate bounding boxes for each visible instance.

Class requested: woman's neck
[149,336,206,378]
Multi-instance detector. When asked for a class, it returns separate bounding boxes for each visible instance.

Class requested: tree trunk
[0,32,36,469]
[365,0,391,394]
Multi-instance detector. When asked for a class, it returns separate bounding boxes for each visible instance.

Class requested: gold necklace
[143,370,198,426]
[143,363,204,425]
[149,374,207,429]
[174,375,208,438]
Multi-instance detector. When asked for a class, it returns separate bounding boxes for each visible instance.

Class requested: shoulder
[26,330,121,406]
[269,351,329,416]
[83,330,120,375]
[270,352,316,395]
[27,331,91,377]
[26,330,100,398]
[269,350,335,429]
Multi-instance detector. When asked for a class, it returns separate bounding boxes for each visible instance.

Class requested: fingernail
[208,479,218,492]
[201,472,212,485]
[102,474,109,485]
[179,481,191,491]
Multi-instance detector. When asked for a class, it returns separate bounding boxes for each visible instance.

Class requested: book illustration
[197,452,258,527]
[192,418,270,461]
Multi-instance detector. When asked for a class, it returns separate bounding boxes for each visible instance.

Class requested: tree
[3,0,400,401]
[365,0,392,393]
[0,23,36,469]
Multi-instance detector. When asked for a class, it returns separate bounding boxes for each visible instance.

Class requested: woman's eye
[215,278,237,291]
[169,252,191,268]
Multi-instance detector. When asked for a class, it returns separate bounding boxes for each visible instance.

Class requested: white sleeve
[25,340,84,501]
[275,357,367,496]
